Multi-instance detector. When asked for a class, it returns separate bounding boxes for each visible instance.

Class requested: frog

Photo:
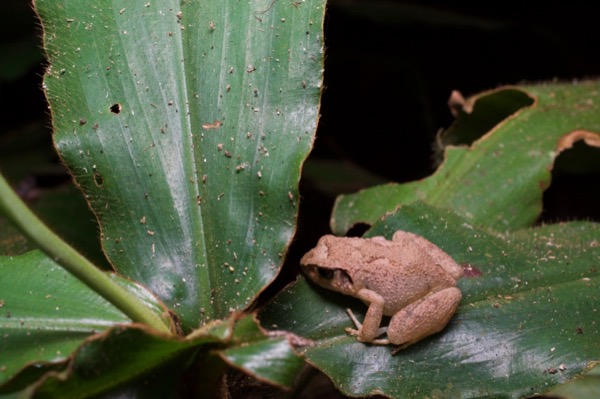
[300,230,463,352]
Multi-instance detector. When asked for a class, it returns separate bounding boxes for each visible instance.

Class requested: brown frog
[300,231,463,351]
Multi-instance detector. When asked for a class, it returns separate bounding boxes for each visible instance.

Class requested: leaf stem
[0,173,171,334]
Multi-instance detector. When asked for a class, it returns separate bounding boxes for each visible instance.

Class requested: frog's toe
[345,327,360,336]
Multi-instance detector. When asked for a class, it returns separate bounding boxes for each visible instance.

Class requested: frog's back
[357,237,458,314]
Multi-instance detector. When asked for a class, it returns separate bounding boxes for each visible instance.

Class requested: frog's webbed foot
[345,308,389,344]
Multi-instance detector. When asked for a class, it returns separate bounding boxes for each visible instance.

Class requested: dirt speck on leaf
[202,120,222,130]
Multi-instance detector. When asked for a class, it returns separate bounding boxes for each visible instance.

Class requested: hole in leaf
[110,103,122,114]
[436,88,536,154]
[539,139,600,223]
[93,173,105,187]
[346,223,370,237]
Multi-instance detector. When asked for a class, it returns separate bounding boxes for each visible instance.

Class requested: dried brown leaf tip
[556,130,600,154]
[447,90,471,117]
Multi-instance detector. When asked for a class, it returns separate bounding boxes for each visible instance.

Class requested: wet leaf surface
[261,203,600,398]
[35,0,325,332]
[0,251,167,391]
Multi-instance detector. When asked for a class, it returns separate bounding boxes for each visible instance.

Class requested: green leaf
[260,203,600,398]
[35,0,325,332]
[217,314,305,389]
[0,251,167,391]
[332,82,600,234]
[25,326,208,399]
[5,314,303,397]
[0,172,172,333]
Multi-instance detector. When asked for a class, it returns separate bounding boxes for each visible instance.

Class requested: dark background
[318,1,600,180]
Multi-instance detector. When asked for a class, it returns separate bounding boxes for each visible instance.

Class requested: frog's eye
[317,268,334,280]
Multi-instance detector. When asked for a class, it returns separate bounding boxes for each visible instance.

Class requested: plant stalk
[0,173,171,334]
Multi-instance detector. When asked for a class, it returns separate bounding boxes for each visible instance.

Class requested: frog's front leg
[346,309,390,345]
[387,287,461,349]
[345,288,389,343]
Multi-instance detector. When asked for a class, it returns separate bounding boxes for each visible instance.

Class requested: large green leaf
[0,251,167,391]
[23,326,210,399]
[332,82,600,234]
[5,314,303,398]
[260,202,600,398]
[35,0,325,331]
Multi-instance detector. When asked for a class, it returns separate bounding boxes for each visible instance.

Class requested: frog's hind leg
[387,287,461,350]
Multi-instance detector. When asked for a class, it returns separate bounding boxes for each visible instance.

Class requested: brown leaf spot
[202,120,222,130]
